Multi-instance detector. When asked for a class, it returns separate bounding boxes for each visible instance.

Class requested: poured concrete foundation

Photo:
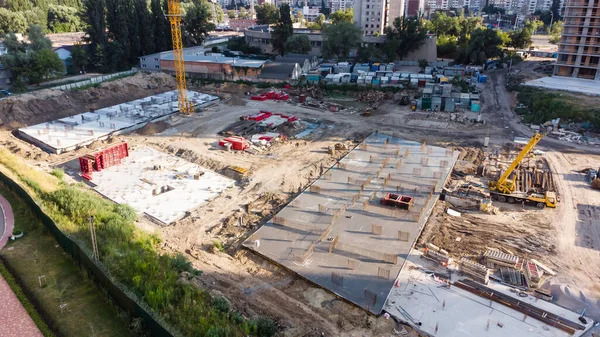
[244,133,459,314]
[88,147,234,225]
[18,90,219,154]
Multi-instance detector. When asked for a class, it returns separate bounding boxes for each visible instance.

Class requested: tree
[48,5,81,33]
[0,8,28,35]
[294,11,304,24]
[255,3,279,25]
[28,24,52,51]
[481,5,505,15]
[183,0,216,46]
[508,28,532,49]
[284,35,311,54]
[214,4,224,23]
[550,0,561,21]
[316,13,326,26]
[134,0,155,57]
[436,34,458,58]
[548,21,563,44]
[68,44,89,73]
[82,0,108,50]
[106,0,131,59]
[271,4,293,55]
[227,10,236,18]
[6,0,33,11]
[385,16,428,60]
[151,0,171,52]
[23,9,48,30]
[457,28,505,65]
[29,48,65,84]
[239,7,248,19]
[329,8,353,24]
[322,21,362,59]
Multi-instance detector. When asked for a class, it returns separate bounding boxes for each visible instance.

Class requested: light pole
[550,11,554,29]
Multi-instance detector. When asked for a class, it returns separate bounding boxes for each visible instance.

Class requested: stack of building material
[424,243,450,265]
[459,258,490,284]
[500,267,525,287]
[484,249,519,269]
[219,136,249,151]
[79,142,129,180]
[524,260,542,288]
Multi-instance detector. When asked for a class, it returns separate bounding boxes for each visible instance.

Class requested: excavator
[488,133,557,209]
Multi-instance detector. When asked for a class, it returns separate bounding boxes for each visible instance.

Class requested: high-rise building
[354,0,405,35]
[554,0,600,80]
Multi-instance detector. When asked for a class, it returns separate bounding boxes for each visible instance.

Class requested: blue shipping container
[478,75,487,83]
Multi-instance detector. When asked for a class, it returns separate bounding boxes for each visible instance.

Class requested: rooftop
[161,54,268,68]
[258,62,298,79]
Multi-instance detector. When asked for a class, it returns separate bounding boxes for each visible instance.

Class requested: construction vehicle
[488,133,557,209]
[380,193,414,210]
[399,95,410,105]
[167,0,194,114]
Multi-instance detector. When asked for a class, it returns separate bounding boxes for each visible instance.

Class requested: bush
[212,296,230,313]
[50,168,65,180]
[213,240,225,252]
[0,261,57,337]
[253,317,277,337]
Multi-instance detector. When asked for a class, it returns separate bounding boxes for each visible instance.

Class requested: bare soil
[1,64,599,335]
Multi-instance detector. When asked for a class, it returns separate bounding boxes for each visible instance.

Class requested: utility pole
[88,216,99,262]
[549,11,554,29]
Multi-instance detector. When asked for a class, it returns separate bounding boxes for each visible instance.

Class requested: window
[154,58,158,61]
[142,58,146,61]
[377,24,380,28]
[142,64,147,68]
[371,24,374,27]
[367,4,369,7]
[365,24,369,28]
[155,65,160,69]
[366,11,369,14]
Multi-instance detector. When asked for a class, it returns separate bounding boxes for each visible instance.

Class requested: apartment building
[330,0,354,13]
[554,0,600,80]
[354,0,404,35]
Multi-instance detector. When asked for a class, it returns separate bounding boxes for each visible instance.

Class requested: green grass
[0,262,56,337]
[0,143,277,337]
[0,184,133,337]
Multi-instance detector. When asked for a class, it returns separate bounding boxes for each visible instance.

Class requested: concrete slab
[524,77,600,96]
[18,90,219,154]
[244,133,459,314]
[89,147,235,225]
[384,251,595,337]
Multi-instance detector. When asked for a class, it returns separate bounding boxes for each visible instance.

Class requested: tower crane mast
[167,0,194,115]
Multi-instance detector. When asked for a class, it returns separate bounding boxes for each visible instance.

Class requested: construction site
[0,53,599,336]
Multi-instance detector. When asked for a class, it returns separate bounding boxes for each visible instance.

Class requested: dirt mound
[137,121,169,135]
[0,72,176,130]
[356,91,394,103]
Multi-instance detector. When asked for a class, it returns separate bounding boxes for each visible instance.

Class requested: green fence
[0,171,175,337]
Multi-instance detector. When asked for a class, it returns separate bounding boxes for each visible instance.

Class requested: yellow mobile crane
[488,133,557,209]
[167,0,194,114]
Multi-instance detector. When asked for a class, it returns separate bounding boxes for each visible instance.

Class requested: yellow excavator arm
[167,0,194,114]
[489,133,544,194]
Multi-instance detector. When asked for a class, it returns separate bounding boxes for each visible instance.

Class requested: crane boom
[489,133,544,194]
[167,0,194,114]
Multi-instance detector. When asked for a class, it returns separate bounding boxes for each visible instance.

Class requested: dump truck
[488,133,557,209]
[380,193,414,210]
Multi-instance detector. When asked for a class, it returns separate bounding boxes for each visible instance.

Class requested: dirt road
[485,67,600,319]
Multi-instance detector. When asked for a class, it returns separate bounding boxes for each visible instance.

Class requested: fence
[54,69,139,91]
[0,171,175,337]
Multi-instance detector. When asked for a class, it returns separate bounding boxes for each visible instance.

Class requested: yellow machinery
[488,133,557,209]
[167,0,195,114]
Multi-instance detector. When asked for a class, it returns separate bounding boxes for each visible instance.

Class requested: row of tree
[0,0,83,34]
[81,0,218,73]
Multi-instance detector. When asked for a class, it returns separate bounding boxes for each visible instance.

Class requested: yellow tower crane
[167,0,195,114]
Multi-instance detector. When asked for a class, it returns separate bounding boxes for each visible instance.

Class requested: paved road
[0,194,43,336]
[0,194,14,250]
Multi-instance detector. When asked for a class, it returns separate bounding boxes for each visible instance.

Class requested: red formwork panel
[79,142,129,176]
[79,157,93,174]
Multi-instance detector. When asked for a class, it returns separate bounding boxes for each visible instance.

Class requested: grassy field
[0,184,132,337]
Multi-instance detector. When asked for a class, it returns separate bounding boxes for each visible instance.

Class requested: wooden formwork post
[369,155,374,163]
[329,236,339,253]
[372,224,383,235]
[396,159,402,169]
[363,200,369,211]
[405,149,410,158]
[421,140,427,152]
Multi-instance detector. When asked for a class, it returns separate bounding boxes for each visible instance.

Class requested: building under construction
[18,90,218,154]
[244,133,459,314]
